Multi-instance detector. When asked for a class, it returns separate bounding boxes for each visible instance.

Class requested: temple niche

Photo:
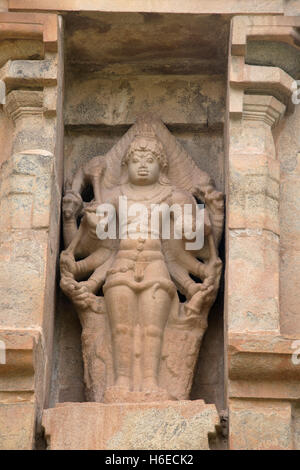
[49,12,227,421]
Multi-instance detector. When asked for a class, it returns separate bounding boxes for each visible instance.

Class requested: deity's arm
[162,239,201,299]
[61,206,116,278]
[71,166,86,195]
[193,183,224,246]
[82,253,116,293]
[62,156,107,249]
[163,188,221,299]
[63,217,78,248]
[72,156,106,201]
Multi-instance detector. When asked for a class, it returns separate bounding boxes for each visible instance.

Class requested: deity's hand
[201,269,221,305]
[70,284,91,310]
[187,278,215,298]
[197,186,223,214]
[60,276,77,297]
[203,257,222,281]
[60,277,90,309]
[184,284,215,318]
[60,276,104,313]
[60,251,77,277]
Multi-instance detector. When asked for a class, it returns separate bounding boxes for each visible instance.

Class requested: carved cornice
[0,13,58,109]
[243,94,286,128]
[229,15,300,118]
[229,60,294,117]
[7,0,286,15]
[0,329,38,393]
[0,12,58,51]
[228,332,300,400]
[231,16,300,56]
[0,59,57,91]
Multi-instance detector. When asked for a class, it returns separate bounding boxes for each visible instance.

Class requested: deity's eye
[132,157,140,163]
[146,157,154,163]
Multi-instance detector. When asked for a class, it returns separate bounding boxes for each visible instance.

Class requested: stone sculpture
[60,114,224,403]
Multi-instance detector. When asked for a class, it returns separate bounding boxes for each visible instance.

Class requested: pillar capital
[243,94,286,128]
[5,90,44,122]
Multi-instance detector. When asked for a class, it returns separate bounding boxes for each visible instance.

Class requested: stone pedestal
[42,400,219,450]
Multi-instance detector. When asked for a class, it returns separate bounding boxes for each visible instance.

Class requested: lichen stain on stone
[107,407,214,450]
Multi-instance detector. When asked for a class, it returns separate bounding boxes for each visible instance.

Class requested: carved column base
[42,400,219,450]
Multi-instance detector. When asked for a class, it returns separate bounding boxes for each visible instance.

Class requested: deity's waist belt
[116,250,164,262]
[103,278,176,298]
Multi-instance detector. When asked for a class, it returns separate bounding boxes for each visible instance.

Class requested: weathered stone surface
[293,404,300,450]
[0,329,45,449]
[1,59,57,90]
[228,333,300,397]
[65,75,225,128]
[9,0,286,14]
[0,402,35,450]
[0,330,36,392]
[277,103,300,335]
[0,108,13,166]
[43,400,219,450]
[229,399,293,450]
[0,12,58,51]
[247,41,300,80]
[64,12,228,76]
[232,16,300,57]
[0,39,43,69]
[227,230,279,332]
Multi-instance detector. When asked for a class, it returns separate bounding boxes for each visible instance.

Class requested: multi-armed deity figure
[60,115,224,403]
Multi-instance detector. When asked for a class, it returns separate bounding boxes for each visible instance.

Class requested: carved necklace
[121,183,172,204]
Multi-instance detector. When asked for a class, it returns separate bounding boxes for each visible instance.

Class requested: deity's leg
[139,288,171,391]
[104,286,137,390]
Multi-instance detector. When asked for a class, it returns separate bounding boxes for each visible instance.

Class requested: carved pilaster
[4,90,49,154]
[227,94,285,336]
[226,14,300,450]
[0,12,62,450]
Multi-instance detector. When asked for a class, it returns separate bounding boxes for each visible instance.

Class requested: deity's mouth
[137,170,149,176]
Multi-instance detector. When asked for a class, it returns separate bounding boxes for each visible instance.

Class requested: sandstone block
[229,399,293,450]
[0,402,35,450]
[43,401,219,450]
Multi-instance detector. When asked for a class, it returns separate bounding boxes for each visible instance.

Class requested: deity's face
[127,146,160,186]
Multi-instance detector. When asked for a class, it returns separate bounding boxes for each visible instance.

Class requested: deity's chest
[119,185,173,239]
